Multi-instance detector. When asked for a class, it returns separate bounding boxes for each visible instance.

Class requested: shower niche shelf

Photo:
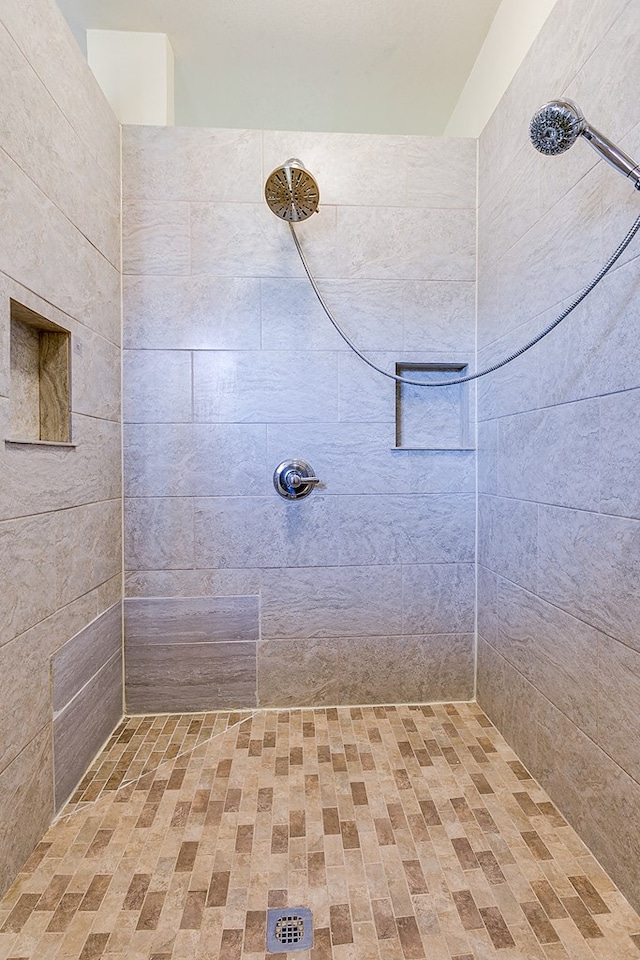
[6,299,73,446]
[394,361,472,451]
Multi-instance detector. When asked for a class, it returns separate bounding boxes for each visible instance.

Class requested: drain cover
[266,907,313,952]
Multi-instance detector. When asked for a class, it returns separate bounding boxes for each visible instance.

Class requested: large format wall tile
[401,563,475,635]
[494,579,599,738]
[261,566,402,639]
[52,603,122,712]
[598,636,640,783]
[124,422,268,498]
[194,495,338,568]
[53,651,123,810]
[126,641,257,714]
[0,726,54,900]
[599,387,640,519]
[122,199,190,276]
[537,504,640,650]
[498,401,600,510]
[192,350,339,423]
[124,595,259,645]
[123,350,193,423]
[124,498,194,570]
[478,495,538,593]
[123,276,262,351]
[123,126,262,203]
[336,494,475,565]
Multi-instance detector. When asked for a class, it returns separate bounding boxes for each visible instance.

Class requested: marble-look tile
[497,170,604,337]
[123,126,262,203]
[257,638,341,708]
[0,21,120,267]
[124,595,259,645]
[340,634,474,704]
[0,412,121,519]
[193,495,338,568]
[124,422,268,497]
[123,275,262,351]
[476,639,540,775]
[336,494,474,566]
[337,349,397,424]
[52,603,122,712]
[398,374,472,450]
[498,400,600,511]
[261,278,404,352]
[0,0,120,181]
[537,504,640,651]
[535,692,640,911]
[123,350,192,423]
[125,641,257,713]
[0,149,121,344]
[600,388,640,520]
[261,566,402,639]
[71,327,121,423]
[263,130,409,208]
[477,564,498,646]
[125,568,263,599]
[53,651,123,809]
[494,579,599,738]
[192,350,339,423]
[476,315,541,419]
[535,264,640,408]
[336,206,475,281]
[56,500,122,609]
[478,495,538,593]
[0,592,97,774]
[0,725,54,900]
[190,201,337,279]
[401,564,475,635]
[478,144,543,271]
[402,281,475,353]
[0,634,50,775]
[0,511,66,644]
[597,637,640,783]
[124,497,194,571]
[97,573,123,613]
[122,199,190,276]
[405,137,477,210]
[477,420,498,496]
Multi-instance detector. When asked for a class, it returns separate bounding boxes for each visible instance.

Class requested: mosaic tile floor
[2,702,640,960]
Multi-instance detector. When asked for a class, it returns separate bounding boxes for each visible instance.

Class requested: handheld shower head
[265,159,320,221]
[530,99,640,190]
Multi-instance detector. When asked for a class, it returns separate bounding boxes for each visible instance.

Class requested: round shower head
[530,99,586,155]
[265,159,320,221]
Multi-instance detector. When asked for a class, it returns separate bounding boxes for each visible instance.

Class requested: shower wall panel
[0,0,122,896]
[122,127,477,711]
[476,0,640,911]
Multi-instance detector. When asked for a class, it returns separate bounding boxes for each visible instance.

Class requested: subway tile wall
[0,0,122,898]
[122,127,478,712]
[476,0,640,913]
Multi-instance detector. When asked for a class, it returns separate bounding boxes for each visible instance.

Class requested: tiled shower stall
[1,0,640,937]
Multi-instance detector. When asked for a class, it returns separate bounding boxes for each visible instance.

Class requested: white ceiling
[55,0,504,134]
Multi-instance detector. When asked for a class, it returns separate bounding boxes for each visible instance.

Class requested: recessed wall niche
[395,361,472,450]
[8,299,71,444]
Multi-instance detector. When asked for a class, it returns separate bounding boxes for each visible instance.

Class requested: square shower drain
[266,907,313,952]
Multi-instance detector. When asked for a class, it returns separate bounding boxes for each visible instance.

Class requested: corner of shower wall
[0,0,123,897]
[121,125,479,713]
[476,0,640,914]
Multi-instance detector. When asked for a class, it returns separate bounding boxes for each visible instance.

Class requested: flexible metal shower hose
[289,212,640,387]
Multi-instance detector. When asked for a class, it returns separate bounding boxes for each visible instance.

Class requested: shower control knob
[273,460,321,500]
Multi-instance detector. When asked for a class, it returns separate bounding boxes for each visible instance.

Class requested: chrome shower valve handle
[273,460,321,500]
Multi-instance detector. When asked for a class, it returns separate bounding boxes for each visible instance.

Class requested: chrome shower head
[265,159,320,221]
[530,99,640,190]
[529,99,585,155]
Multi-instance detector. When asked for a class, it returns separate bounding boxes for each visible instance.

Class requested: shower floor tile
[1,702,640,960]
